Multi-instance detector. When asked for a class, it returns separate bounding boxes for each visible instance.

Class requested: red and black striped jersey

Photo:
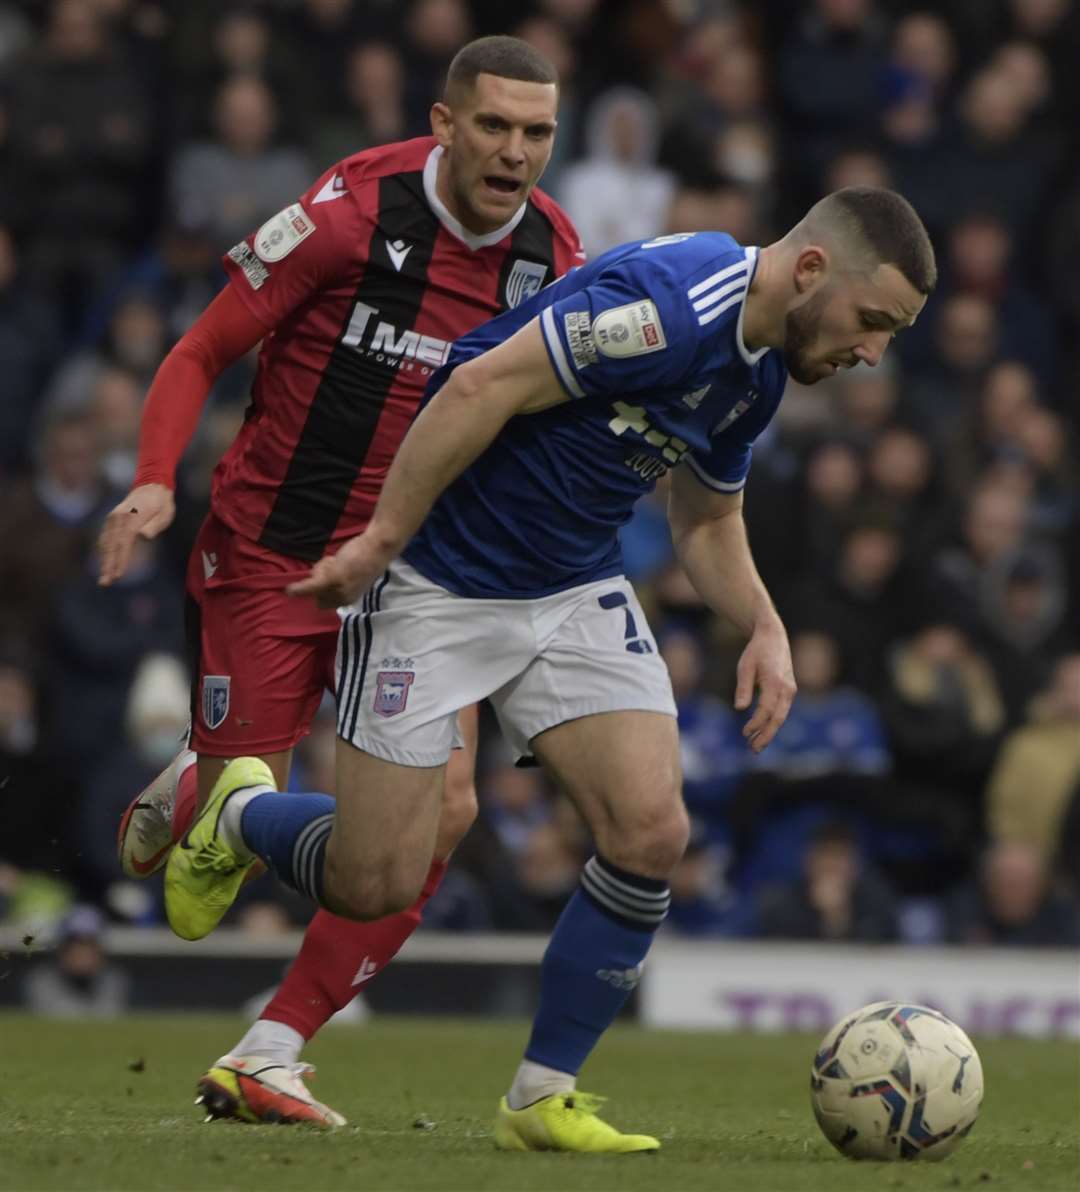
[213,136,583,561]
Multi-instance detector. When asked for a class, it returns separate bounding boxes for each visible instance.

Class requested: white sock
[230,1018,305,1066]
[506,1059,575,1110]
[216,785,273,860]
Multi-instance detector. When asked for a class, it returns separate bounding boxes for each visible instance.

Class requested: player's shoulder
[304,137,437,211]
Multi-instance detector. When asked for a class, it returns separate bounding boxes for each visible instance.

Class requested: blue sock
[525,854,670,1075]
[239,792,336,904]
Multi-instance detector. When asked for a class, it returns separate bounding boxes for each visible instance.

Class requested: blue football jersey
[403,232,788,597]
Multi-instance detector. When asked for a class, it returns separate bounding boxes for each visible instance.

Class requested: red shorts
[186,513,341,756]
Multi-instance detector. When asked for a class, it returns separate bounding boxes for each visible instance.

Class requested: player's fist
[97,483,175,587]
[286,532,392,609]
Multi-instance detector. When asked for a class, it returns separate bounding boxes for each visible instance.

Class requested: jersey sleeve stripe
[698,290,749,327]
[540,305,586,399]
[692,275,748,313]
[686,259,748,300]
[683,453,747,492]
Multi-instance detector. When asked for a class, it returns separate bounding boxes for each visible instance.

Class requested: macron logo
[312,173,346,204]
[351,956,378,987]
[387,239,412,272]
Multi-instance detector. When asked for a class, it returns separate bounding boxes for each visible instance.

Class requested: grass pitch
[0,1014,1076,1191]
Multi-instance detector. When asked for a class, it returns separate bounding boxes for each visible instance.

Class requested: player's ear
[793,245,828,294]
[430,101,454,149]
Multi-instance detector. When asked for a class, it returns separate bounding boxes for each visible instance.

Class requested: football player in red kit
[98,35,581,1126]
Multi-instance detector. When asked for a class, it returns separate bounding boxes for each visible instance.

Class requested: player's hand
[98,483,176,586]
[286,532,393,609]
[733,618,796,753]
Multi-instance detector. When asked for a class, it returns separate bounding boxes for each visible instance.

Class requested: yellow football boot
[494,1092,660,1153]
[164,757,274,941]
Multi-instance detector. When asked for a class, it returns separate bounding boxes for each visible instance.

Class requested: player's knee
[436,778,477,857]
[323,856,421,921]
[615,799,690,878]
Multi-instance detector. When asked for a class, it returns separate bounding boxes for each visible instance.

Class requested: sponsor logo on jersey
[341,301,451,373]
[202,675,230,730]
[386,238,412,272]
[710,389,759,436]
[593,299,667,357]
[506,259,548,308]
[254,203,316,262]
[312,172,347,204]
[373,670,414,718]
[563,310,597,370]
[227,242,269,290]
[682,384,711,410]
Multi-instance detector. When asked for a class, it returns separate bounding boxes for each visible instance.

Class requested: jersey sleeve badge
[254,203,317,262]
[592,299,667,357]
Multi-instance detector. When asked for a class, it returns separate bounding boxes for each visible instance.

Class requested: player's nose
[500,129,527,165]
[854,332,890,368]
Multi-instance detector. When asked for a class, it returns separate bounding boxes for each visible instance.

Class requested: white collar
[422,144,528,251]
[736,246,769,366]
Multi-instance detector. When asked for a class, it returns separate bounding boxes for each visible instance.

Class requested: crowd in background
[1,0,1079,953]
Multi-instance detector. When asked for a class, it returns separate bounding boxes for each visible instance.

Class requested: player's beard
[783,287,832,384]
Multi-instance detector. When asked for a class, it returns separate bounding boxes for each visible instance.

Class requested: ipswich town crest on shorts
[373,670,414,718]
[202,675,230,730]
[505,259,548,308]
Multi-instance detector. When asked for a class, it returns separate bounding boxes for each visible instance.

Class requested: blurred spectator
[946,839,1080,947]
[22,905,131,1018]
[799,437,864,572]
[560,88,674,255]
[879,622,1005,806]
[5,0,155,323]
[45,537,184,767]
[0,409,110,652]
[402,0,474,135]
[0,224,63,477]
[45,293,168,416]
[782,521,909,693]
[776,0,889,210]
[986,654,1080,860]
[904,293,999,434]
[310,41,408,170]
[0,652,69,874]
[661,626,748,848]
[665,819,738,937]
[752,628,890,780]
[168,75,313,251]
[757,820,899,942]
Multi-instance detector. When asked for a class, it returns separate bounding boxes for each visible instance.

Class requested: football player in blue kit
[165,186,935,1151]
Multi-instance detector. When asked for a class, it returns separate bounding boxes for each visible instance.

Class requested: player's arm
[287,318,567,606]
[667,464,796,752]
[97,285,269,586]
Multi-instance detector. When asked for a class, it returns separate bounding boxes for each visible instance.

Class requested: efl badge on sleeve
[202,675,230,730]
[373,671,414,718]
[506,259,548,308]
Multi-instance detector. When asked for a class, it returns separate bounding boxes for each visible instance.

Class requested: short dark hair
[445,35,558,102]
[829,186,938,295]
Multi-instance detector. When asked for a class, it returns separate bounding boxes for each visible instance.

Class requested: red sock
[170,759,199,841]
[261,857,448,1039]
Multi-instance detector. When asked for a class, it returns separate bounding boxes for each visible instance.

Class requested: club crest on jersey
[202,675,230,731]
[254,203,316,262]
[373,670,414,718]
[505,259,548,308]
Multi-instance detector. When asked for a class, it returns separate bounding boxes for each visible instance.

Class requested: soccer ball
[810,1001,984,1161]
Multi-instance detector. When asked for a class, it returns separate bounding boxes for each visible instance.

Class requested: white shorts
[335,561,676,767]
